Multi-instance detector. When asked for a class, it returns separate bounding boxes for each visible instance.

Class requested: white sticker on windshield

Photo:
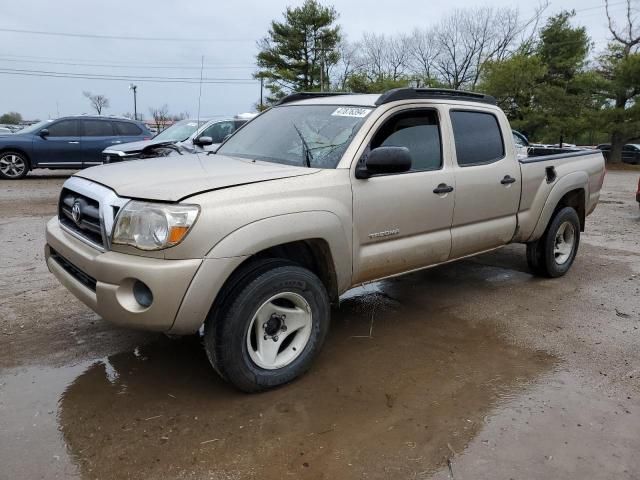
[331,107,372,118]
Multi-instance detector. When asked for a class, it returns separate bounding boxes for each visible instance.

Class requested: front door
[448,108,521,258]
[352,107,455,284]
[32,119,82,167]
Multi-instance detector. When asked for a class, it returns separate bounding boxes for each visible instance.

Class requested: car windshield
[216,104,373,168]
[15,119,54,134]
[153,119,205,142]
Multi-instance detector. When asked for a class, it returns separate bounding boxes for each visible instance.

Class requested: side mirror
[194,136,213,146]
[355,146,412,179]
[39,129,50,138]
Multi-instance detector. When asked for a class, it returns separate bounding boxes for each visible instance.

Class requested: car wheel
[0,151,30,179]
[204,259,330,392]
[528,207,581,278]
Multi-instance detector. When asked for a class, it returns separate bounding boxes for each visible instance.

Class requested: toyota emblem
[71,201,82,225]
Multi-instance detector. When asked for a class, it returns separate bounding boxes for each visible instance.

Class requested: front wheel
[526,206,580,278]
[0,151,29,179]
[204,261,330,392]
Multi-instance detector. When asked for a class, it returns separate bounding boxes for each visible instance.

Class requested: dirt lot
[1,168,639,480]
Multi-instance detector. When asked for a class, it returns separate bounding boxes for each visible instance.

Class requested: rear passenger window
[115,121,142,136]
[47,120,78,137]
[450,111,505,166]
[82,120,114,137]
[371,110,441,171]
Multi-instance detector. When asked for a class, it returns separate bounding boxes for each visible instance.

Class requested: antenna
[196,55,204,126]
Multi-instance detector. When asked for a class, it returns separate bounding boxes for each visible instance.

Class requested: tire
[0,151,30,179]
[204,259,330,392]
[527,206,581,278]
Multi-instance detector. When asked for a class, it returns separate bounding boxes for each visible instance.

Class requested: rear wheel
[0,151,29,179]
[526,206,580,278]
[204,259,330,392]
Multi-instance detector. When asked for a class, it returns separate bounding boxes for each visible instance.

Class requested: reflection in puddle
[59,284,553,479]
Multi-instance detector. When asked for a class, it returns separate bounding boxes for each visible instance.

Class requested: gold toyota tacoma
[46,88,605,392]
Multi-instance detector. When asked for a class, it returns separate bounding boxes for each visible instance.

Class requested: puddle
[1,274,555,479]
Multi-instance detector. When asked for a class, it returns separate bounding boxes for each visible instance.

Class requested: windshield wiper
[292,123,313,168]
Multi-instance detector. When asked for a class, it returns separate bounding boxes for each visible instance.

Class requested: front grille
[59,188,104,247]
[50,248,97,291]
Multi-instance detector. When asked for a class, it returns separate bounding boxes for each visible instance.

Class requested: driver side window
[370,109,442,171]
[200,121,234,143]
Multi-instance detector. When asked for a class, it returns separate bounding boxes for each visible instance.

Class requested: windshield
[216,105,373,168]
[153,119,205,142]
[16,119,54,134]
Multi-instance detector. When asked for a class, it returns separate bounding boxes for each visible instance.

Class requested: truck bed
[515,150,605,243]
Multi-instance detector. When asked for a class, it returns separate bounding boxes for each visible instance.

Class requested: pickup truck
[45,88,605,392]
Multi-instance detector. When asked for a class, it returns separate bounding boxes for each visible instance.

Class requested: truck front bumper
[45,217,245,334]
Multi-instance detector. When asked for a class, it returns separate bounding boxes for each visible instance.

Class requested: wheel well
[250,239,339,303]
[555,188,585,231]
[0,148,32,169]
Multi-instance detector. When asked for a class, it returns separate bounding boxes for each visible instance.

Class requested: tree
[534,11,600,145]
[149,105,169,132]
[0,111,22,124]
[481,54,547,134]
[83,91,110,115]
[481,11,600,145]
[595,0,640,163]
[256,0,341,103]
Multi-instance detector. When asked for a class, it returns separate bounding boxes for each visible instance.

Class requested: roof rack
[275,91,354,106]
[375,88,496,106]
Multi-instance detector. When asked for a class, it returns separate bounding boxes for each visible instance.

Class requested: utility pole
[259,76,264,110]
[129,83,138,120]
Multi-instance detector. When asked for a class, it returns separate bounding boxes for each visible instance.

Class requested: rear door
[448,108,521,258]
[32,119,82,167]
[352,106,455,283]
[80,119,118,166]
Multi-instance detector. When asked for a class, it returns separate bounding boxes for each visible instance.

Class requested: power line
[0,57,256,71]
[0,27,253,43]
[0,67,256,84]
[0,52,254,67]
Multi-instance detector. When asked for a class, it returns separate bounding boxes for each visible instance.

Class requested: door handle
[433,183,454,194]
[501,175,516,185]
[67,141,79,144]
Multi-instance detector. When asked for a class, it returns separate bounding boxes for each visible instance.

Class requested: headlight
[112,201,200,250]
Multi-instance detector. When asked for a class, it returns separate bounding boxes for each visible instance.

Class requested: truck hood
[75,153,319,201]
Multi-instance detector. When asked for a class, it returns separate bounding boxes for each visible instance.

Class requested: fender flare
[207,210,352,292]
[527,171,588,242]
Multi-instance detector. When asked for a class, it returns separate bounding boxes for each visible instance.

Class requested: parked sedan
[0,116,151,179]
[102,114,256,163]
[597,143,640,164]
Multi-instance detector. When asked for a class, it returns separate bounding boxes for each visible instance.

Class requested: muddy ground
[0,169,639,480]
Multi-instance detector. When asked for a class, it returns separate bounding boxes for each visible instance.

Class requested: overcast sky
[0,0,633,121]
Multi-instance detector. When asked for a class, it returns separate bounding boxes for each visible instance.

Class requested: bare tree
[149,104,170,132]
[433,6,545,90]
[332,39,364,90]
[606,0,639,55]
[83,91,110,115]
[409,28,440,85]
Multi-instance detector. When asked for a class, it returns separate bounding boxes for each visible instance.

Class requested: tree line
[256,0,640,163]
